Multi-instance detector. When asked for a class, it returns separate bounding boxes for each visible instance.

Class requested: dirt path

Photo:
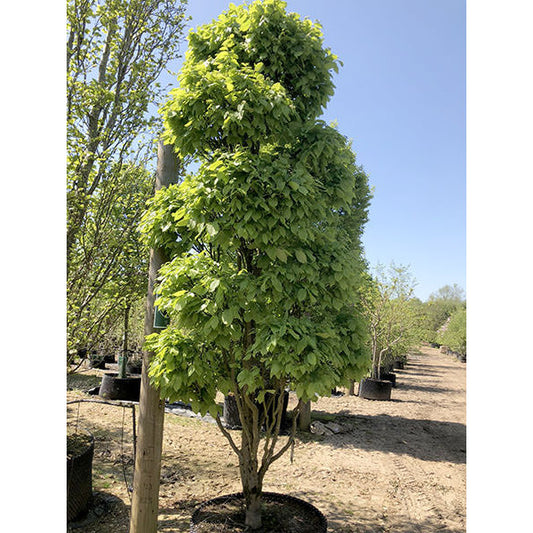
[67,345,466,532]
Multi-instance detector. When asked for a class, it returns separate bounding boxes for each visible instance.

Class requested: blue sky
[167,0,466,301]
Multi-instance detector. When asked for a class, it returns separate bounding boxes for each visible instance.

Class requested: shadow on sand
[311,411,466,464]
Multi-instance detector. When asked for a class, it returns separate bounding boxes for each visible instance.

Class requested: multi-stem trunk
[215,381,299,530]
[371,336,379,379]
[229,385,263,529]
[240,424,263,529]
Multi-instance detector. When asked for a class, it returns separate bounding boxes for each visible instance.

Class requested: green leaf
[205,315,219,330]
[206,222,218,236]
[295,250,307,263]
[266,247,277,261]
[221,308,235,325]
[306,352,317,365]
[276,248,288,263]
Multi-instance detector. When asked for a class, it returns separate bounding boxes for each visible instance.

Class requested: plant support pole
[129,142,180,533]
[119,304,130,379]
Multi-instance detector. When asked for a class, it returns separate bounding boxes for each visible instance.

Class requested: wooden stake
[129,142,180,533]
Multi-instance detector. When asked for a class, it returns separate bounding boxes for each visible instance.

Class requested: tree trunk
[298,400,311,431]
[129,142,180,533]
[240,428,262,529]
[245,491,262,529]
[349,380,356,396]
[371,342,379,379]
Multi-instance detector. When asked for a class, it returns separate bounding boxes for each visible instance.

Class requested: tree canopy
[142,0,371,415]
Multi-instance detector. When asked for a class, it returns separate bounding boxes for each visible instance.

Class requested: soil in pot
[358,378,392,400]
[190,492,327,533]
[99,372,141,401]
[67,430,94,522]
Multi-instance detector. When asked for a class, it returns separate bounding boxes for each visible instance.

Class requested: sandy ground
[67,344,466,532]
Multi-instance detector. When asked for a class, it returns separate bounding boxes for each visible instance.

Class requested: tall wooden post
[129,142,180,533]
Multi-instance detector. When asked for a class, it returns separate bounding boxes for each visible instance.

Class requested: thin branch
[215,414,242,458]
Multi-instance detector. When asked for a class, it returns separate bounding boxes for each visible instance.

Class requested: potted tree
[126,350,143,374]
[358,264,421,400]
[140,1,371,529]
[100,303,142,401]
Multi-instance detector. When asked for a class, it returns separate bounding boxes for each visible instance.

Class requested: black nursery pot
[89,356,106,369]
[103,354,116,364]
[393,360,405,370]
[190,492,327,533]
[380,363,394,373]
[67,430,94,523]
[99,372,141,401]
[126,360,143,375]
[379,372,397,387]
[223,393,241,429]
[358,378,392,400]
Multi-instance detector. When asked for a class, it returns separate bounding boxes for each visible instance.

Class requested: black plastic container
[190,491,327,533]
[99,372,141,401]
[67,430,94,522]
[358,378,392,400]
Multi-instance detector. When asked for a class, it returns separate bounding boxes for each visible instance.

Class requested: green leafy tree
[423,283,465,343]
[67,163,153,364]
[66,0,188,360]
[139,0,371,527]
[438,307,467,355]
[359,264,423,378]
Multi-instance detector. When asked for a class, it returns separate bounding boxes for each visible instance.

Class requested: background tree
[438,307,467,355]
[67,163,153,364]
[140,0,371,527]
[359,263,423,379]
[66,0,188,361]
[423,283,466,343]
